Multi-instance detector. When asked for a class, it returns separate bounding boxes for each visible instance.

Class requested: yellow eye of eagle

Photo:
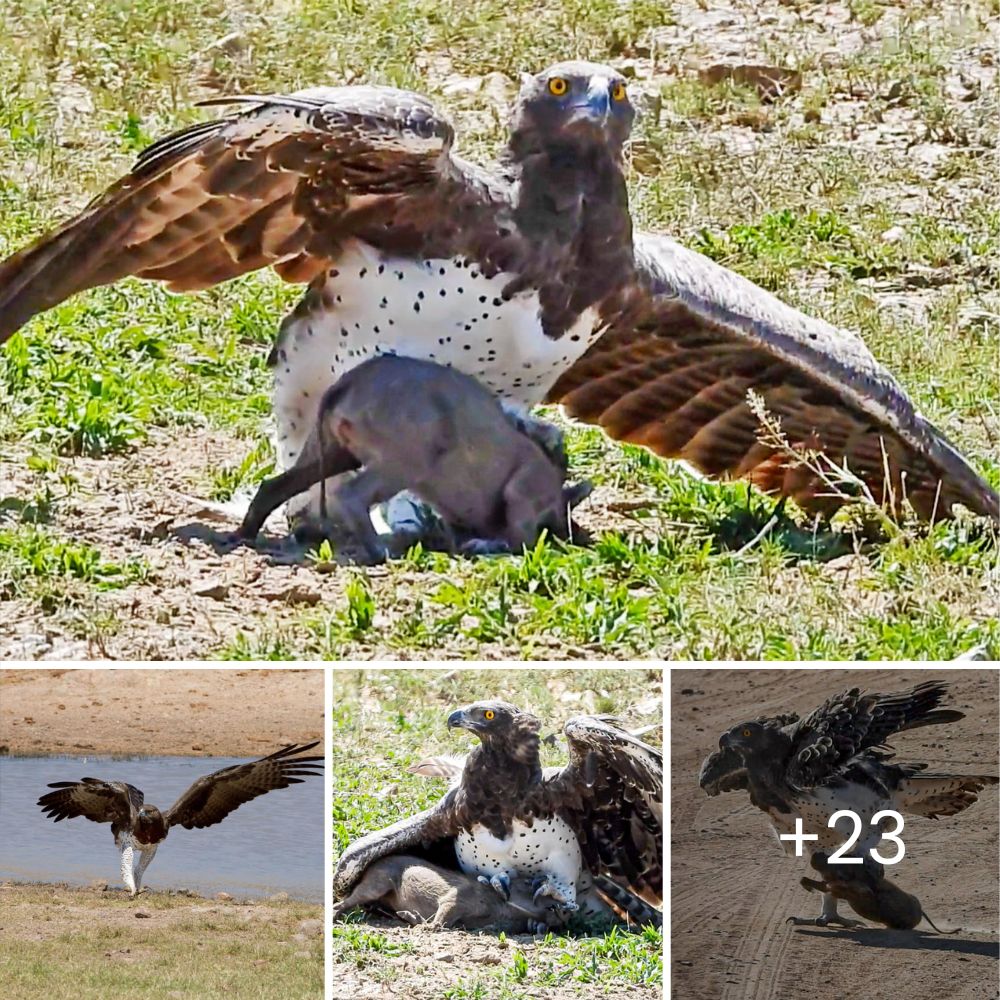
[484,710,495,720]
[742,728,752,737]
[548,77,568,96]
[612,82,627,102]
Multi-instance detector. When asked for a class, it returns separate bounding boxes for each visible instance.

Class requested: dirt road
[0,668,323,756]
[671,668,999,1000]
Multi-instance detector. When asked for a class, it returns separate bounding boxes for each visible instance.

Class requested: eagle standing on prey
[333,704,662,923]
[0,62,996,527]
[37,742,322,896]
[698,681,998,927]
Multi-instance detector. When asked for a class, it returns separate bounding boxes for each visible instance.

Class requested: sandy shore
[0,668,324,756]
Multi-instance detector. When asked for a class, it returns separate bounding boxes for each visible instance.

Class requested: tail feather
[590,874,662,929]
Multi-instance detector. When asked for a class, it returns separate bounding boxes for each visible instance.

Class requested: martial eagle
[333,704,662,922]
[37,742,322,896]
[698,681,998,927]
[0,62,995,527]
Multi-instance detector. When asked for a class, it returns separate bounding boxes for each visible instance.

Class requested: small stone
[193,579,229,600]
[134,911,152,919]
[215,892,233,901]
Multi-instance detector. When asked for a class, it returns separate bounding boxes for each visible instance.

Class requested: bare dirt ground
[333,917,636,1000]
[671,668,1000,1000]
[0,667,323,755]
[0,435,650,661]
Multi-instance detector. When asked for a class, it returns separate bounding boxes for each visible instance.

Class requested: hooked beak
[719,733,733,750]
[568,94,610,125]
[567,77,613,127]
[447,709,470,731]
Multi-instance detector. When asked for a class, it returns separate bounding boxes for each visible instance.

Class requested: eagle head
[510,60,635,154]
[719,719,790,759]
[447,701,541,764]
[135,805,167,843]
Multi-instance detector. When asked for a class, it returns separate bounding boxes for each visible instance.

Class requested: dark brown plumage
[0,62,994,523]
[332,705,662,923]
[37,742,323,893]
[699,681,998,927]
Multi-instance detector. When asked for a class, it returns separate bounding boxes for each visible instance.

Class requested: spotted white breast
[455,814,583,882]
[767,781,887,857]
[271,239,604,472]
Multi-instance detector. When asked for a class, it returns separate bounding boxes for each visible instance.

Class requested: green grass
[332,668,662,998]
[1,0,997,659]
[1,885,323,1000]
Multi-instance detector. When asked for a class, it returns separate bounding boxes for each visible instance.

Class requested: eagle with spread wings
[37,742,322,896]
[0,61,995,526]
[699,681,998,927]
[333,704,662,923]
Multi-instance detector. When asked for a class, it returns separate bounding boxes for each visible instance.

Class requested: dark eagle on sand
[699,681,998,927]
[0,62,994,526]
[333,703,662,923]
[38,742,322,896]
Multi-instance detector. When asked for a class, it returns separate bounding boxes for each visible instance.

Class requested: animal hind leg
[134,844,157,893]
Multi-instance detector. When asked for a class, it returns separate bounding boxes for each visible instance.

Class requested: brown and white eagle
[0,62,995,527]
[37,742,322,896]
[332,704,662,923]
[698,681,998,927]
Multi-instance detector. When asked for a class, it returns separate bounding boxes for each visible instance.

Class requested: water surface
[0,754,323,902]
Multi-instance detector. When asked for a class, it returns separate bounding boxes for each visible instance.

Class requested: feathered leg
[134,844,158,893]
[116,833,137,896]
[787,890,864,928]
[531,873,579,913]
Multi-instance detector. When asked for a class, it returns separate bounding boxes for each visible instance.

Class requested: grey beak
[447,710,467,730]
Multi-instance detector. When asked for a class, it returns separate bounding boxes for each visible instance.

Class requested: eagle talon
[787,915,865,929]
[477,873,511,901]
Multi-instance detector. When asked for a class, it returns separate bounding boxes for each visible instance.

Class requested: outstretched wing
[0,86,500,343]
[537,716,663,906]
[333,793,462,899]
[548,233,998,522]
[786,680,963,788]
[38,778,141,827]
[163,742,322,830]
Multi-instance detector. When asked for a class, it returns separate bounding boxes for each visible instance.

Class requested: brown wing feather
[163,742,322,830]
[332,793,462,899]
[0,86,490,344]
[538,716,663,907]
[37,778,141,827]
[549,233,998,522]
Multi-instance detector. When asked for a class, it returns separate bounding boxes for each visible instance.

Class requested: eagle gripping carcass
[0,62,996,530]
[699,681,997,929]
[333,705,662,930]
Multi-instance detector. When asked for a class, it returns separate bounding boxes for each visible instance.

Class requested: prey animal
[333,705,662,922]
[699,681,997,927]
[801,852,949,932]
[331,854,562,932]
[37,742,322,896]
[237,354,590,562]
